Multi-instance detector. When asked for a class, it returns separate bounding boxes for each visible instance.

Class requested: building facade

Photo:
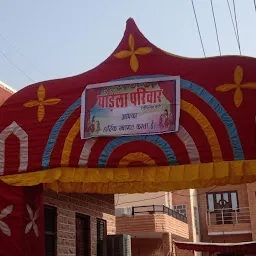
[0,80,16,104]
[116,183,256,256]
[115,191,195,256]
[44,191,116,256]
[197,183,256,255]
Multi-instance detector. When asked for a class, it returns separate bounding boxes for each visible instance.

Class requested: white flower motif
[0,205,13,236]
[25,204,39,237]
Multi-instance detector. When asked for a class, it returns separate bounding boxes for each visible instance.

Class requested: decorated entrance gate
[1,18,256,255]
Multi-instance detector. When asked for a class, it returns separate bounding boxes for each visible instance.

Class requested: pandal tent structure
[174,240,256,254]
[1,18,256,255]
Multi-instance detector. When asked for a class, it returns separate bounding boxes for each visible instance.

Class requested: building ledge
[208,230,252,236]
[116,213,189,239]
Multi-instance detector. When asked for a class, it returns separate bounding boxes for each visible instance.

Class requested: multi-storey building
[0,80,16,104]
[197,183,256,255]
[116,183,256,256]
[115,191,197,256]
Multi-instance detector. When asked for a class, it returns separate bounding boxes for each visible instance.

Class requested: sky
[0,0,256,91]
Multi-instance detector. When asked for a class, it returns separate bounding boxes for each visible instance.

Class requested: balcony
[116,205,189,239]
[132,205,187,223]
[206,207,252,235]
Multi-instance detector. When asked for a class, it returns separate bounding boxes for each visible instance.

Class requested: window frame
[76,213,91,256]
[173,204,187,217]
[193,206,199,235]
[96,218,107,256]
[44,205,57,256]
[206,191,239,212]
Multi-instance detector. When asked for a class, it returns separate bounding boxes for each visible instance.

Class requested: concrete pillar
[162,232,173,256]
[246,183,256,240]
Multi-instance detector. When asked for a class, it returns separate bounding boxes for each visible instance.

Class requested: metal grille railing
[131,205,187,223]
[206,207,250,225]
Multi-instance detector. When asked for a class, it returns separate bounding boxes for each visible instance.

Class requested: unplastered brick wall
[44,190,115,256]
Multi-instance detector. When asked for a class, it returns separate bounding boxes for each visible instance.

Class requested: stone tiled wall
[247,183,256,240]
[131,238,163,256]
[197,184,252,242]
[44,190,115,256]
[116,214,189,239]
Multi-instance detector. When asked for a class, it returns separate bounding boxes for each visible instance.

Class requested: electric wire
[227,0,239,41]
[0,31,46,77]
[227,0,241,54]
[190,0,206,57]
[115,186,217,207]
[0,47,35,82]
[116,194,167,206]
[210,0,222,55]
[233,0,242,55]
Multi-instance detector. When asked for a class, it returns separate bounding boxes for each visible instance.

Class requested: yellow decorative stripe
[61,118,80,166]
[59,101,222,167]
[119,152,156,167]
[0,160,256,193]
[181,100,222,162]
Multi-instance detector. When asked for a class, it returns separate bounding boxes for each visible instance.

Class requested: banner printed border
[80,76,180,139]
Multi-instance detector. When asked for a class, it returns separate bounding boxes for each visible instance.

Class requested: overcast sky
[0,0,255,90]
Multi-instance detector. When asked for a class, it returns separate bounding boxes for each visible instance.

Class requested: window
[97,219,107,256]
[44,205,56,256]
[76,214,91,256]
[194,206,199,235]
[173,205,187,217]
[207,191,238,212]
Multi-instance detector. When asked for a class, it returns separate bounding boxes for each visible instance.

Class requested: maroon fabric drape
[0,181,44,256]
[175,241,256,254]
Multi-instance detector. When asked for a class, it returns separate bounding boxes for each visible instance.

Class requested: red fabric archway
[174,240,256,254]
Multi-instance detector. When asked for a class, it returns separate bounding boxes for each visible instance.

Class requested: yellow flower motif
[216,66,256,107]
[24,84,61,121]
[114,34,152,72]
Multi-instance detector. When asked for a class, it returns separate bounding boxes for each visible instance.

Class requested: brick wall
[116,214,189,256]
[208,223,251,234]
[247,183,256,240]
[116,214,189,239]
[172,190,194,241]
[131,238,163,256]
[154,214,189,239]
[115,192,168,208]
[209,233,252,243]
[44,190,115,256]
[116,214,156,234]
[197,184,251,242]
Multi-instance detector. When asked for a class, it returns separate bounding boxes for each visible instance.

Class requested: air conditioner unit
[106,234,131,256]
[115,207,133,217]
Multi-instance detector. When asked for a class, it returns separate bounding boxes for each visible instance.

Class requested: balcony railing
[206,207,250,225]
[132,205,187,223]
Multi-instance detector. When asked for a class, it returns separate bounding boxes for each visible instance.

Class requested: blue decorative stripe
[42,98,81,168]
[98,135,178,167]
[181,79,244,160]
[42,74,244,169]
[117,75,244,160]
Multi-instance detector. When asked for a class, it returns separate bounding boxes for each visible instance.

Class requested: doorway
[76,214,91,256]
